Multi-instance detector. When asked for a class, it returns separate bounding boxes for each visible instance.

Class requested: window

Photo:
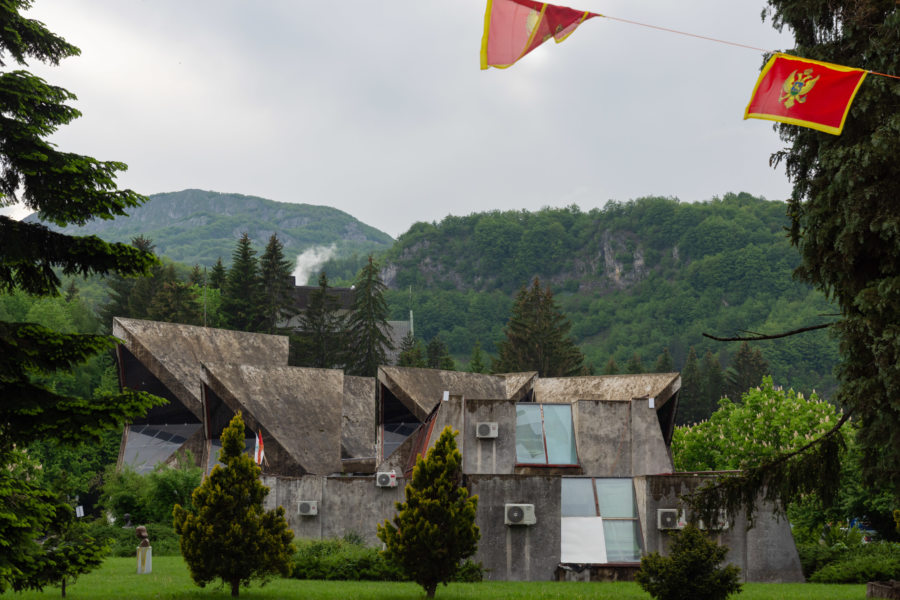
[515,403,577,465]
[560,477,643,564]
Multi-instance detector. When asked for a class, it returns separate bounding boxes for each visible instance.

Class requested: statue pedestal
[137,546,152,574]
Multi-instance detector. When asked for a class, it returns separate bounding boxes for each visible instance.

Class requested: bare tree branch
[702,322,832,342]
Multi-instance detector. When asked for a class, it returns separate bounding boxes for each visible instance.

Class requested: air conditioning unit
[657,508,686,530]
[505,503,536,526]
[476,422,499,439]
[698,510,730,531]
[298,500,318,516]
[376,471,398,488]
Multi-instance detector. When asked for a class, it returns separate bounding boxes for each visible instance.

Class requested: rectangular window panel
[543,404,577,464]
[561,517,607,563]
[515,404,546,464]
[595,478,636,518]
[603,520,643,563]
[561,478,597,517]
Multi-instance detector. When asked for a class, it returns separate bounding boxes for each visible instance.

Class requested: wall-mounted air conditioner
[505,503,536,526]
[698,509,730,531]
[376,471,398,488]
[657,508,686,530]
[476,422,499,439]
[298,500,318,516]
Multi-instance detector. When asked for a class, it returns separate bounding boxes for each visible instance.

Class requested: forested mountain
[366,192,839,396]
[26,189,394,270]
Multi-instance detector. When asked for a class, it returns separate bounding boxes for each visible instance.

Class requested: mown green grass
[14,556,867,599]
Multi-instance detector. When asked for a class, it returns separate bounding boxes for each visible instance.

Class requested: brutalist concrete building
[113,317,803,582]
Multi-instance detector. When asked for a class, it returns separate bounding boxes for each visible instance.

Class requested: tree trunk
[425,583,437,598]
[61,578,66,598]
[231,579,240,597]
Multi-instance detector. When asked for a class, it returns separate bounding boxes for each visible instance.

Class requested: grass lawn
[12,556,867,600]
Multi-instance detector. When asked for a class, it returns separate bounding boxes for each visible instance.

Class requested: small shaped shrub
[635,524,742,600]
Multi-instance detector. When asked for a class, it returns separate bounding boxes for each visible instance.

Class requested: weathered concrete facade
[115,318,803,583]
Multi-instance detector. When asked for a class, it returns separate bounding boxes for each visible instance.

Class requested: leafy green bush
[635,525,742,600]
[290,536,483,583]
[100,452,202,524]
[809,555,900,583]
[83,521,182,557]
[798,540,900,582]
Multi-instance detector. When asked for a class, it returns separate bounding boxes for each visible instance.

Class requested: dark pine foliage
[344,255,394,377]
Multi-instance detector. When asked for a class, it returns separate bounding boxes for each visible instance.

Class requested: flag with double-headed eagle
[481,0,599,69]
[744,53,867,135]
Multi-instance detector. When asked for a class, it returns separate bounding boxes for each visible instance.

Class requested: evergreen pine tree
[602,357,620,375]
[625,353,645,374]
[297,272,345,368]
[397,332,427,368]
[426,335,455,371]
[173,413,294,597]
[468,340,487,373]
[148,280,203,325]
[99,236,158,328]
[724,342,769,401]
[222,233,262,332]
[700,350,725,420]
[257,234,295,334]
[344,255,394,377]
[377,426,479,598]
[0,4,162,590]
[492,277,584,376]
[209,258,227,290]
[677,347,703,426]
[655,348,674,372]
[188,264,204,286]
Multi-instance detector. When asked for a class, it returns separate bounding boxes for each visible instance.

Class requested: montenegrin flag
[744,53,867,135]
[481,0,599,69]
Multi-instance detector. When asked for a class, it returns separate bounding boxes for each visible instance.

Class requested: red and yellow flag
[481,0,599,70]
[744,53,867,135]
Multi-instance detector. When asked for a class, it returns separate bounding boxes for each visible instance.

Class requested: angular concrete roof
[201,363,343,475]
[378,367,513,422]
[534,373,681,407]
[113,317,289,419]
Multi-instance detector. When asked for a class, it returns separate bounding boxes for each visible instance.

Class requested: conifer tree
[655,348,674,372]
[701,350,725,418]
[173,413,294,597]
[297,272,345,368]
[148,279,203,325]
[258,234,296,334]
[188,264,204,286]
[602,357,620,375]
[492,277,584,376]
[677,347,703,426]
[222,233,262,332]
[426,335,455,370]
[625,353,645,374]
[209,257,227,290]
[0,3,162,590]
[398,332,427,368]
[468,340,487,373]
[377,426,479,598]
[724,342,768,402]
[345,255,393,377]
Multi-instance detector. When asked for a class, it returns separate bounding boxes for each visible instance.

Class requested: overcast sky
[5,0,796,238]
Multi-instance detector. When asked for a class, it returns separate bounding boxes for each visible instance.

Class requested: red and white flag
[254,430,265,465]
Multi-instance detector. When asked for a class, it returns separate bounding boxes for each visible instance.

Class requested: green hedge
[799,542,900,583]
[83,520,182,557]
[290,537,483,582]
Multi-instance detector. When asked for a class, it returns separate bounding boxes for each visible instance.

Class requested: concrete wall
[467,475,561,582]
[574,401,632,476]
[462,399,517,475]
[635,474,803,583]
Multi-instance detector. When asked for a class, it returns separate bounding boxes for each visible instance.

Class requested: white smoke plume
[292,244,337,285]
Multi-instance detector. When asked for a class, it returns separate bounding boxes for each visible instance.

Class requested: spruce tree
[701,350,725,419]
[148,280,203,325]
[222,233,262,332]
[209,257,227,290]
[655,348,674,372]
[602,357,620,375]
[297,272,345,368]
[344,255,394,377]
[398,332,427,368]
[625,353,645,374]
[677,347,703,426]
[173,413,294,597]
[492,277,584,376]
[258,234,296,334]
[0,3,162,590]
[377,426,479,598]
[724,342,769,402]
[468,340,487,373]
[426,335,455,371]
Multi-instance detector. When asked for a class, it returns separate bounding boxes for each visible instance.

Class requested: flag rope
[599,14,900,80]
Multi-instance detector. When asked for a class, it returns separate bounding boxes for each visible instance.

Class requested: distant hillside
[27,189,393,273]
[342,192,840,396]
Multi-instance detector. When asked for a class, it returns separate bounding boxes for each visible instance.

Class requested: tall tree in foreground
[173,413,294,597]
[492,277,584,376]
[345,255,394,377]
[0,2,162,591]
[377,427,479,598]
[257,234,295,334]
